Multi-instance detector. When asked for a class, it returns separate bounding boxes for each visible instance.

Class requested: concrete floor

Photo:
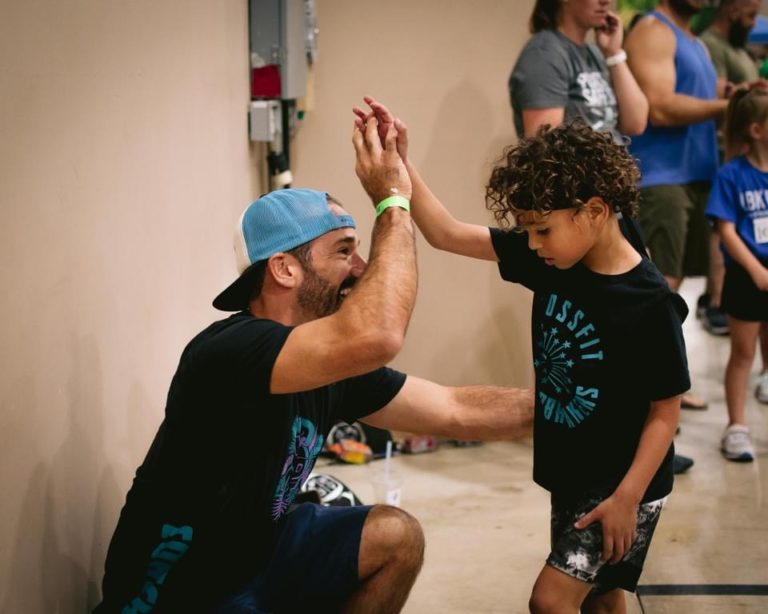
[316,278,768,613]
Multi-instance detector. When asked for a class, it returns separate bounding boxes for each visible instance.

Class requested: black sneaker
[702,305,729,335]
[301,473,364,506]
[673,454,694,474]
[696,293,709,319]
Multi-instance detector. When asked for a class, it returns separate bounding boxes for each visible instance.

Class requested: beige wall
[0,0,533,610]
[293,0,534,385]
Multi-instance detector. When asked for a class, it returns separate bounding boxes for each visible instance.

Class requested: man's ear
[266,253,302,290]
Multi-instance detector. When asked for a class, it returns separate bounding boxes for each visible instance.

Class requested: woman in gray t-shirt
[509,0,648,142]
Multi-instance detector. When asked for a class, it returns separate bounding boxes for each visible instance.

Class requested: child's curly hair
[485,121,640,227]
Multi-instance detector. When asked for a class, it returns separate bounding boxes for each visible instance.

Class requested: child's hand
[574,493,638,564]
[752,267,768,292]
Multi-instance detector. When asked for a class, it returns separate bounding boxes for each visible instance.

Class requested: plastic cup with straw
[372,440,401,506]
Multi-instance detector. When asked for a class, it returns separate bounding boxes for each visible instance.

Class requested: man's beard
[297,266,356,319]
[668,0,701,19]
[728,19,751,49]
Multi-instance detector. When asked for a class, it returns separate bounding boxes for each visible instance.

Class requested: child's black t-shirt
[490,227,690,502]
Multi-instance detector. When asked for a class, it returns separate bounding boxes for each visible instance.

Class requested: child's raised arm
[354,97,497,262]
[406,159,497,261]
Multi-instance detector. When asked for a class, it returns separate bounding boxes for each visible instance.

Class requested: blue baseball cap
[213,189,356,311]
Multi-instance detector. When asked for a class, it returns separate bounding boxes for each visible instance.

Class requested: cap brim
[212,262,265,311]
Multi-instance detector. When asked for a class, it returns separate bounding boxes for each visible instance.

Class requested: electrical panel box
[249,100,282,142]
[249,0,307,100]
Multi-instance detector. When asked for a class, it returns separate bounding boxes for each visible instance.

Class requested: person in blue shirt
[705,87,768,462]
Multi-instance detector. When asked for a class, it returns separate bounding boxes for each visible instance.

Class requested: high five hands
[353,96,410,164]
[352,96,412,205]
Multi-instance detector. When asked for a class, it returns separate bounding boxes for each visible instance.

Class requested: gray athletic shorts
[547,492,666,594]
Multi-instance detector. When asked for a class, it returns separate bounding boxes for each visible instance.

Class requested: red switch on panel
[251,65,281,99]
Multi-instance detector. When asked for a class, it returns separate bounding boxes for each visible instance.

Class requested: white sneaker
[721,425,755,462]
[755,372,768,404]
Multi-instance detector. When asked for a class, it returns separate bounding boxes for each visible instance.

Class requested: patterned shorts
[547,493,666,594]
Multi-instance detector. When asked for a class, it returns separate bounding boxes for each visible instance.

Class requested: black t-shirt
[95,312,406,613]
[490,227,690,502]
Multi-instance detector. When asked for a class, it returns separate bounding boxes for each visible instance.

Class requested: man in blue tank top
[625,0,728,411]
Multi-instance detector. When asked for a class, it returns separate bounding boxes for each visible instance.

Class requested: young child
[706,88,768,462]
[353,99,689,614]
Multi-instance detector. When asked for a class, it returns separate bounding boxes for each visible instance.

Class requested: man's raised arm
[271,119,416,393]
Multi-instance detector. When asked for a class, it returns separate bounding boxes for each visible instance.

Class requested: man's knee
[361,505,425,567]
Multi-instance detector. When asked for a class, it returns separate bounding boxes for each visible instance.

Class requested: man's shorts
[722,260,768,322]
[638,182,711,278]
[215,503,370,613]
[547,492,666,594]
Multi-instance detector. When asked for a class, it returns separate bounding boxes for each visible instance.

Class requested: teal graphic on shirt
[122,523,194,613]
[535,293,604,428]
[272,416,324,519]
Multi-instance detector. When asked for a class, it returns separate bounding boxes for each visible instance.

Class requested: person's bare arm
[360,375,534,441]
[597,11,648,135]
[355,97,497,261]
[574,395,679,563]
[521,107,566,137]
[610,60,649,135]
[270,119,416,393]
[718,220,768,290]
[626,17,727,127]
[406,160,497,261]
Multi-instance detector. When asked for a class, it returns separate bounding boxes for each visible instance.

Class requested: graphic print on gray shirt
[509,29,620,142]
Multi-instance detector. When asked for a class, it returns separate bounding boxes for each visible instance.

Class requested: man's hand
[574,492,638,564]
[726,78,768,99]
[747,78,768,92]
[353,112,412,204]
[353,96,409,163]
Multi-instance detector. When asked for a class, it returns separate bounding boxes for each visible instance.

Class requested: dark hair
[485,121,640,227]
[247,241,313,303]
[530,0,559,32]
[724,87,768,161]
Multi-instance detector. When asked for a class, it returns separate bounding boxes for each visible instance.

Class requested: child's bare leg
[725,317,761,425]
[582,589,626,614]
[529,564,592,614]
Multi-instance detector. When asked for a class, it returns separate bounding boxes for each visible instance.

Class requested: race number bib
[754,216,768,244]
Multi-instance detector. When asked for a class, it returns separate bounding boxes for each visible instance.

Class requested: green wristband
[375,195,410,217]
